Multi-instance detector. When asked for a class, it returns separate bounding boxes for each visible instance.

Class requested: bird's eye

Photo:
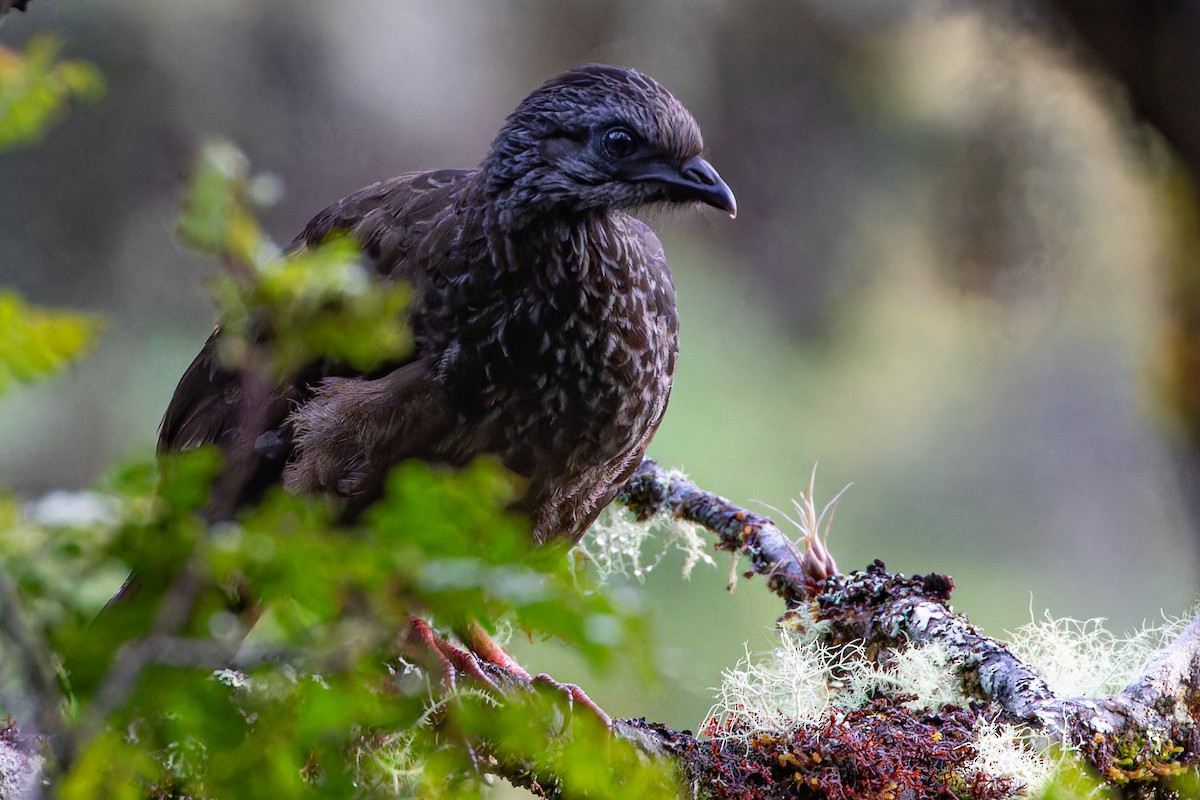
[601,126,639,159]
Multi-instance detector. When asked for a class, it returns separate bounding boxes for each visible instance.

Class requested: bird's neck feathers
[471,124,643,287]
[481,204,619,284]
[469,152,604,267]
[477,151,582,234]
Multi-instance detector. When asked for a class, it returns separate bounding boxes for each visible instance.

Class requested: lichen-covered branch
[813,563,1200,781]
[616,460,1200,790]
[618,459,836,603]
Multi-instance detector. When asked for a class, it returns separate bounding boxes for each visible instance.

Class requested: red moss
[694,696,1019,800]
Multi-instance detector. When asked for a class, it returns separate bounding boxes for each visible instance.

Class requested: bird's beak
[623,155,738,218]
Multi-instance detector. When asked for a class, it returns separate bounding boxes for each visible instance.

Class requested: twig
[0,576,62,800]
[618,459,836,603]
[14,460,1194,796]
[0,577,61,735]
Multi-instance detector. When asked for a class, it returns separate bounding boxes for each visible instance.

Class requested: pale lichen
[1008,611,1191,697]
[574,498,714,584]
[704,633,842,739]
[967,720,1057,798]
[839,640,968,712]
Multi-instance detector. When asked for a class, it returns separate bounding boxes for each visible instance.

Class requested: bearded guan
[161,63,735,543]
[150,66,735,703]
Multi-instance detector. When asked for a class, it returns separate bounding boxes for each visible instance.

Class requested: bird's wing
[158,327,237,453]
[290,168,476,277]
[157,168,476,509]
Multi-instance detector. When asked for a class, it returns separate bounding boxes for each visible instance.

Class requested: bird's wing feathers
[282,357,452,501]
[158,328,232,453]
[158,169,475,508]
[292,169,475,280]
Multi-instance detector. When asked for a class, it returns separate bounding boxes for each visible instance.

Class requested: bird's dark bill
[620,155,737,218]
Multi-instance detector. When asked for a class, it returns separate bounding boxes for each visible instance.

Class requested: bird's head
[482,64,736,230]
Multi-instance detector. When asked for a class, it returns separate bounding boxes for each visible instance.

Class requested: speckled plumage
[160,64,735,542]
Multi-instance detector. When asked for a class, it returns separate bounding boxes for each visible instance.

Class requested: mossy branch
[609,460,1200,795]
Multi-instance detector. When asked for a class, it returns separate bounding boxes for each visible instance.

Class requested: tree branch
[619,459,836,603]
[609,460,1200,791]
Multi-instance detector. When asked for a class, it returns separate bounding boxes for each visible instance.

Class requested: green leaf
[0,290,102,395]
[0,34,105,152]
[178,138,413,374]
[175,137,266,262]
[1035,757,1114,800]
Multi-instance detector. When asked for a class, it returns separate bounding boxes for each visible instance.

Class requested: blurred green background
[2,0,1196,742]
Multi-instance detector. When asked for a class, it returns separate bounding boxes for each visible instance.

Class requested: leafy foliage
[1034,759,1114,800]
[0,33,103,151]
[177,138,412,377]
[22,438,663,798]
[0,290,102,396]
[0,33,104,393]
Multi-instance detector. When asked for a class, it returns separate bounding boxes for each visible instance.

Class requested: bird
[79,65,733,714]
[159,63,736,546]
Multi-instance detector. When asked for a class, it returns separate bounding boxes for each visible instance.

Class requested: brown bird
[160,63,736,544]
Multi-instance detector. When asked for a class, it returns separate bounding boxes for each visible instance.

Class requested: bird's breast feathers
[400,209,675,469]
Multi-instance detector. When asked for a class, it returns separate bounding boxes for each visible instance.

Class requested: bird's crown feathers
[481,64,709,229]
